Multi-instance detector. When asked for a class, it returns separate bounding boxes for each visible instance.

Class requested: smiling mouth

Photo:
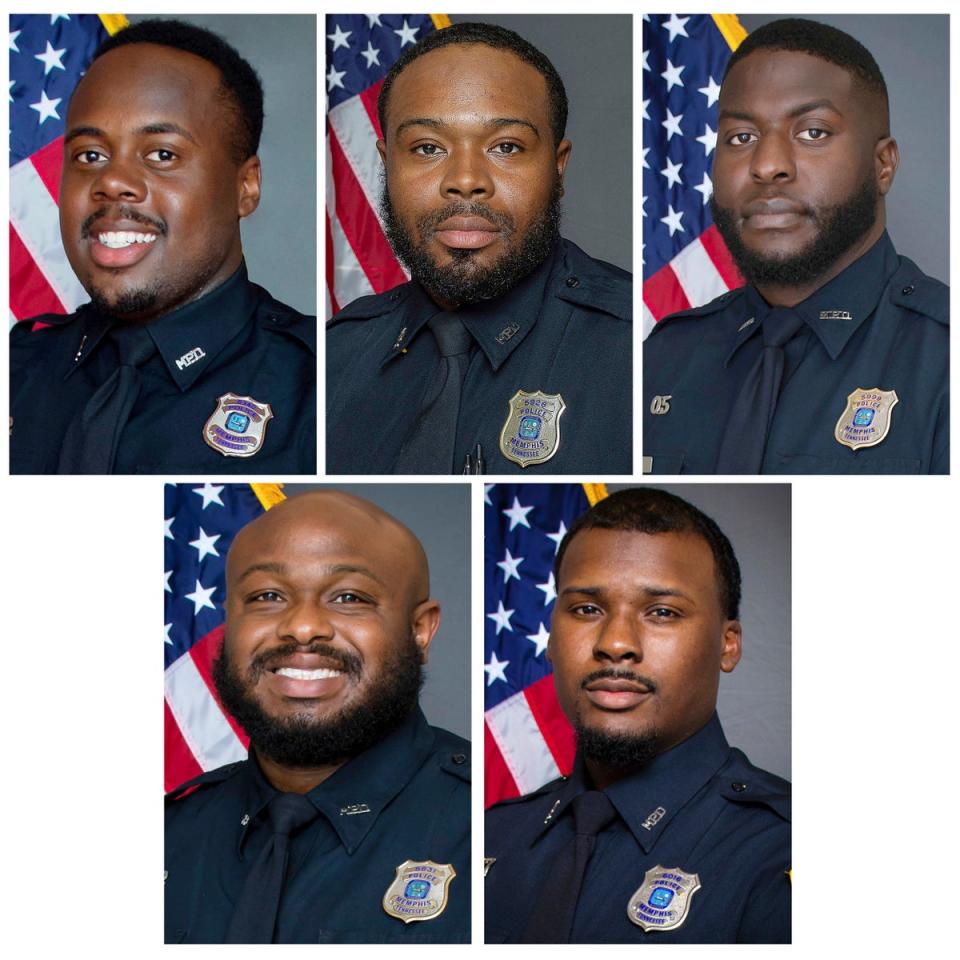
[272,667,343,680]
[97,230,158,249]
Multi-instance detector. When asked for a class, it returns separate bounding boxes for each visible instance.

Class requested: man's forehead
[721,48,860,109]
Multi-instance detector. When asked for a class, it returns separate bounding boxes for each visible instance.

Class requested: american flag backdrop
[325,13,449,318]
[164,482,287,793]
[642,13,746,337]
[8,13,127,325]
[484,483,609,808]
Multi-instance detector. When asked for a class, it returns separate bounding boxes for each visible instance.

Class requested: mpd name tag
[627,865,701,932]
[499,389,565,468]
[382,860,456,923]
[834,387,898,451]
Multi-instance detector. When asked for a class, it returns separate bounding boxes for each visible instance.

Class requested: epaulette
[716,750,791,823]
[438,746,471,784]
[327,285,410,328]
[165,761,245,806]
[10,311,81,342]
[650,287,747,335]
[887,258,949,327]
[487,774,567,810]
[554,240,631,322]
[253,287,317,354]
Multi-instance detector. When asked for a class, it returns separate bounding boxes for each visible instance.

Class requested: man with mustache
[327,21,632,474]
[165,490,470,943]
[10,19,316,474]
[643,18,948,474]
[485,487,790,943]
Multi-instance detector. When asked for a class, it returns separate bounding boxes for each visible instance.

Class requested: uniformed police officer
[644,18,948,474]
[10,20,316,474]
[485,488,790,943]
[327,22,631,475]
[166,491,470,943]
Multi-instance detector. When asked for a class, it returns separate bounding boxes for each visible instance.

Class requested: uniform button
[269,316,279,324]
[452,753,466,765]
[731,782,747,792]
[565,276,580,288]
[901,284,915,296]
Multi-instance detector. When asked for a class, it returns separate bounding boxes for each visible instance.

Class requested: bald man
[165,492,470,943]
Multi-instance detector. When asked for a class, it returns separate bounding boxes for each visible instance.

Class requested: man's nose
[278,599,334,645]
[440,146,494,199]
[749,131,796,184]
[91,154,147,203]
[592,609,643,662]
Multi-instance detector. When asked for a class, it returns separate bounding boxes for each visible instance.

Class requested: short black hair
[724,18,888,111]
[377,21,568,145]
[555,488,742,620]
[92,19,264,163]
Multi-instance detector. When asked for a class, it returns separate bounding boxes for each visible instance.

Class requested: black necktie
[393,313,473,474]
[224,792,320,944]
[521,790,618,943]
[714,309,806,473]
[56,324,155,474]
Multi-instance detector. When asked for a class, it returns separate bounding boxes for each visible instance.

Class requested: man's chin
[574,718,661,769]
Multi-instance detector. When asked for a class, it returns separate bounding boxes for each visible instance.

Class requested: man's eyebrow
[237,561,287,581]
[324,563,387,587]
[63,122,199,145]
[237,561,387,588]
[394,116,540,138]
[719,99,842,124]
[558,584,695,603]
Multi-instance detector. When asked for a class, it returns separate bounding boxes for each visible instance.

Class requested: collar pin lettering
[641,806,667,830]
[340,803,372,816]
[175,346,206,370]
[820,309,852,320]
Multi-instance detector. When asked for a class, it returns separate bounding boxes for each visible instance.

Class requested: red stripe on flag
[643,263,692,323]
[523,674,576,777]
[31,135,65,203]
[188,624,251,749]
[484,720,520,808]
[9,223,66,320]
[358,79,385,138]
[329,127,407,294]
[699,223,744,290]
[324,211,340,315]
[164,698,204,794]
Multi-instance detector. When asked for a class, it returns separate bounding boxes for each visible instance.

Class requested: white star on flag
[327,63,346,92]
[34,41,66,75]
[699,75,722,108]
[661,204,685,237]
[526,623,550,657]
[164,516,175,540]
[361,41,380,68]
[661,58,684,92]
[29,89,61,125]
[10,30,21,53]
[189,527,221,562]
[502,496,534,531]
[696,123,717,156]
[484,652,510,686]
[546,521,568,554]
[660,157,683,188]
[484,484,495,505]
[662,13,691,42]
[662,108,683,141]
[327,24,352,51]
[694,171,713,205]
[536,571,557,606]
[394,19,420,47]
[185,579,217,615]
[164,570,172,593]
[164,624,173,646]
[497,548,524,583]
[193,483,225,510]
[365,15,383,28]
[487,600,515,635]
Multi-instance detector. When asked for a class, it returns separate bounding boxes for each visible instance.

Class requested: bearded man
[326,21,632,474]
[164,491,470,943]
[643,18,948,474]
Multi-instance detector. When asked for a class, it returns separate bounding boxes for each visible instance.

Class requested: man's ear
[412,599,441,662]
[720,620,742,673]
[237,155,262,219]
[875,136,899,197]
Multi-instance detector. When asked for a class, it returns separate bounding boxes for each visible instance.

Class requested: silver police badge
[382,860,456,923]
[203,393,273,458]
[498,389,565,467]
[833,387,898,451]
[627,865,701,932]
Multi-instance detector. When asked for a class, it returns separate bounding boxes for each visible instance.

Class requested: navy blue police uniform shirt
[165,708,470,943]
[643,232,948,474]
[485,714,790,943]
[327,239,632,474]
[10,262,316,474]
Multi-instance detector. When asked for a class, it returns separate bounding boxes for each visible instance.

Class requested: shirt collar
[726,232,900,364]
[534,713,731,854]
[379,243,561,371]
[237,706,437,857]
[68,262,256,391]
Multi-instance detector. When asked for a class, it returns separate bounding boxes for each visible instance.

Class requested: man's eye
[332,592,368,604]
[726,132,757,146]
[413,143,443,156]
[571,603,602,616]
[492,142,522,155]
[797,128,830,142]
[251,590,284,603]
[649,607,678,618]
[146,148,177,162]
[75,149,106,164]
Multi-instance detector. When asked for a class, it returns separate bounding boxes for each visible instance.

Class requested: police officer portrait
[642,14,948,474]
[484,484,790,943]
[326,14,632,474]
[164,483,470,943]
[9,14,317,474]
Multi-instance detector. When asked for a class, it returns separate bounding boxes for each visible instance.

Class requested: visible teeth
[275,667,342,680]
[97,231,158,249]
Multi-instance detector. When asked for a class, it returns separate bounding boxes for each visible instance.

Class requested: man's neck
[254,748,346,795]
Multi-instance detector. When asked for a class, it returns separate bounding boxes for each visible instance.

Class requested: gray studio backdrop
[437,13,633,271]
[737,13,948,284]
[282,483,470,740]
[127,14,317,315]
[607,482,791,780]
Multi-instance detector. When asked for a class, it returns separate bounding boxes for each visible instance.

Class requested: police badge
[627,866,701,932]
[382,860,456,923]
[498,389,565,467]
[833,387,899,451]
[203,393,273,457]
